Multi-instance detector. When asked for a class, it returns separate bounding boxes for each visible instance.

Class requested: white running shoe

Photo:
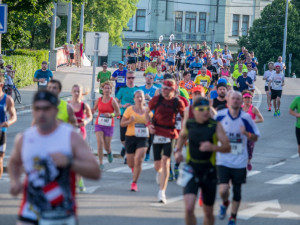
[158,190,167,204]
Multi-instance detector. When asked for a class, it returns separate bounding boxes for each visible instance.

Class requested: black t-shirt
[176,51,185,59]
[128,48,137,60]
[195,49,202,56]
[213,98,227,111]
[207,65,218,83]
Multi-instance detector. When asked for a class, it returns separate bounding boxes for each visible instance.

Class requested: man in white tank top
[8,90,101,225]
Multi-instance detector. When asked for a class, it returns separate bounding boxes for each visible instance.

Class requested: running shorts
[95,125,114,137]
[153,139,175,161]
[265,86,269,92]
[0,132,7,153]
[233,86,238,91]
[70,53,74,59]
[145,57,150,61]
[128,59,136,64]
[271,89,282,99]
[138,57,145,62]
[217,166,247,185]
[184,166,217,206]
[296,127,300,145]
[125,136,149,154]
[168,61,175,66]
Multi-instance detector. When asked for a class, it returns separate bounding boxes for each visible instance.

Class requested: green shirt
[290,96,300,128]
[234,63,247,72]
[232,70,242,87]
[144,66,157,75]
[179,88,190,101]
[97,71,111,93]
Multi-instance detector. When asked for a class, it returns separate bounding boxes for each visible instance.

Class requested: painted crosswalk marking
[247,170,261,177]
[106,163,154,173]
[265,174,300,185]
[266,161,285,169]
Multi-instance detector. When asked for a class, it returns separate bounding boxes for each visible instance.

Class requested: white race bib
[273,80,282,88]
[230,142,243,155]
[193,70,199,74]
[135,124,149,137]
[175,116,182,130]
[39,80,48,86]
[117,76,125,83]
[177,164,194,187]
[153,135,171,144]
[98,116,112,126]
[200,80,208,86]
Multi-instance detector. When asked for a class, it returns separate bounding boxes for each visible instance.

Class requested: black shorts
[217,166,247,185]
[120,116,127,142]
[184,166,217,206]
[125,136,149,154]
[128,59,136,64]
[296,127,300,145]
[233,86,238,91]
[271,89,282,99]
[153,139,175,161]
[138,57,145,62]
[70,53,74,59]
[0,132,7,153]
[265,86,269,92]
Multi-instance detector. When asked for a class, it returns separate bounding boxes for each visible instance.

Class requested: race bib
[175,116,182,130]
[193,70,198,74]
[273,80,282,88]
[130,53,135,57]
[177,164,194,187]
[135,124,149,137]
[98,116,112,126]
[40,215,76,225]
[200,80,208,86]
[117,76,125,83]
[153,135,171,144]
[39,80,48,86]
[230,142,243,155]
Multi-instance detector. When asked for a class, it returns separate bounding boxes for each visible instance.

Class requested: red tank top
[74,102,86,124]
[96,97,115,126]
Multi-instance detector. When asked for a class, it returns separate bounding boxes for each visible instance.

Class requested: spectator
[33,61,53,90]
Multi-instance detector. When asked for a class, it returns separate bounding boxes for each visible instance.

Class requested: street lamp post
[282,0,288,75]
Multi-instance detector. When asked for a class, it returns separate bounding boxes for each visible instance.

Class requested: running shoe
[107,152,113,163]
[124,157,127,164]
[228,217,236,225]
[77,177,86,192]
[274,111,277,117]
[156,172,160,185]
[121,147,126,158]
[174,165,179,180]
[218,204,228,220]
[198,191,203,207]
[247,162,252,171]
[158,190,167,204]
[99,164,105,171]
[169,169,174,181]
[277,109,280,116]
[131,182,138,192]
[268,106,271,111]
[144,153,150,162]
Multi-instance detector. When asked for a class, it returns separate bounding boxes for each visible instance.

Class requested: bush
[3,55,38,88]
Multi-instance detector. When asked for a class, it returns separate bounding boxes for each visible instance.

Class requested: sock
[223,200,230,207]
[231,213,237,220]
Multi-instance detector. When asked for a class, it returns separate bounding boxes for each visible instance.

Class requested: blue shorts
[168,61,175,66]
[145,56,150,61]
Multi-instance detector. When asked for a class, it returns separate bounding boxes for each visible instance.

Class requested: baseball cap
[193,97,209,107]
[119,61,125,65]
[242,68,248,73]
[218,78,227,85]
[163,80,176,90]
[163,73,173,80]
[192,85,205,94]
[146,72,154,77]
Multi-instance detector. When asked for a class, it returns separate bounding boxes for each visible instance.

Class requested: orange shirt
[179,80,195,99]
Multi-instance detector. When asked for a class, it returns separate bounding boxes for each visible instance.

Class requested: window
[122,49,127,63]
[185,12,196,39]
[232,14,240,36]
[199,12,206,33]
[136,9,146,31]
[242,15,249,36]
[126,17,133,31]
[175,11,183,32]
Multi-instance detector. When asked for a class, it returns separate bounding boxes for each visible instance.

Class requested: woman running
[121,90,152,192]
[69,84,93,192]
[92,81,120,170]
[220,64,231,80]
[241,90,264,171]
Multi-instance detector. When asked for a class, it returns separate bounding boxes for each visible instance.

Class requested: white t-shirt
[216,109,260,169]
[268,72,285,91]
[222,54,232,65]
[68,44,75,53]
[263,70,274,87]
[211,58,223,69]
[167,49,177,62]
[247,70,256,90]
[274,62,285,71]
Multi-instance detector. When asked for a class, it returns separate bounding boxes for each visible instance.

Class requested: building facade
[107,0,273,66]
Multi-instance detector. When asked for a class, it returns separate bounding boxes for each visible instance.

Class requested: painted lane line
[150,195,183,207]
[266,161,285,169]
[265,174,300,185]
[247,170,261,177]
[290,154,299,159]
[253,86,262,109]
[17,109,32,115]
[106,163,154,173]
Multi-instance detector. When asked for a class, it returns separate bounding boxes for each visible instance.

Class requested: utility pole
[67,0,72,43]
[282,0,288,75]
[79,3,84,42]
[50,1,57,50]
[211,0,219,51]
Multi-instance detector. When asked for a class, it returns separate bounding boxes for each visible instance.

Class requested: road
[0,67,300,225]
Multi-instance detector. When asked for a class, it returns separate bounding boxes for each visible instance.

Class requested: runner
[146,79,185,203]
[144,60,158,77]
[167,43,177,73]
[33,61,53,90]
[69,84,93,191]
[216,91,260,225]
[194,67,211,94]
[144,43,151,68]
[212,82,228,111]
[9,90,100,225]
[97,62,112,94]
[0,76,17,179]
[268,64,285,117]
[246,63,256,93]
[126,43,137,71]
[150,43,161,62]
[236,69,253,93]
[112,61,127,95]
[47,79,77,126]
[263,62,274,111]
[175,97,230,225]
[121,90,152,191]
[116,71,139,163]
[289,96,300,156]
[232,64,243,91]
[189,56,203,81]
[241,91,264,171]
[179,71,195,103]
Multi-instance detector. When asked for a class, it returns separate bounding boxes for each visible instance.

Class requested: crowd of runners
[1,41,299,225]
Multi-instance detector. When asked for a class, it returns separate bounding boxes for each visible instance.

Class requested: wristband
[111,113,115,117]
[247,132,252,139]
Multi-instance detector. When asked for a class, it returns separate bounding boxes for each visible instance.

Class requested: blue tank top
[0,94,7,132]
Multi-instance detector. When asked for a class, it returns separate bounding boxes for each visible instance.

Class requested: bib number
[153,135,171,144]
[175,116,182,130]
[40,80,48,86]
[117,76,125,83]
[193,70,198,74]
[230,142,243,155]
[98,116,112,126]
[200,80,207,86]
[177,164,194,187]
[135,124,149,137]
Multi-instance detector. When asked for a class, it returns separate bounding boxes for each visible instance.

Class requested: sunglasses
[33,105,53,111]
[127,77,135,80]
[194,106,210,112]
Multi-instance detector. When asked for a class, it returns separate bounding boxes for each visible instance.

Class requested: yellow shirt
[194,75,211,93]
[123,106,153,137]
[214,48,223,53]
[57,100,69,123]
[144,66,157,75]
[232,70,242,87]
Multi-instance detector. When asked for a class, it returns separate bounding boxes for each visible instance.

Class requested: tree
[237,0,300,76]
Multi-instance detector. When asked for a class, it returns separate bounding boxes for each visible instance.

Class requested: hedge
[2,49,49,88]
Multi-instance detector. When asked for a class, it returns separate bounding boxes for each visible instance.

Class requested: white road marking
[106,163,154,173]
[83,186,101,194]
[265,174,300,185]
[150,195,183,207]
[253,86,262,109]
[290,154,299,159]
[17,109,32,115]
[238,199,300,220]
[266,161,285,169]
[247,170,261,177]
